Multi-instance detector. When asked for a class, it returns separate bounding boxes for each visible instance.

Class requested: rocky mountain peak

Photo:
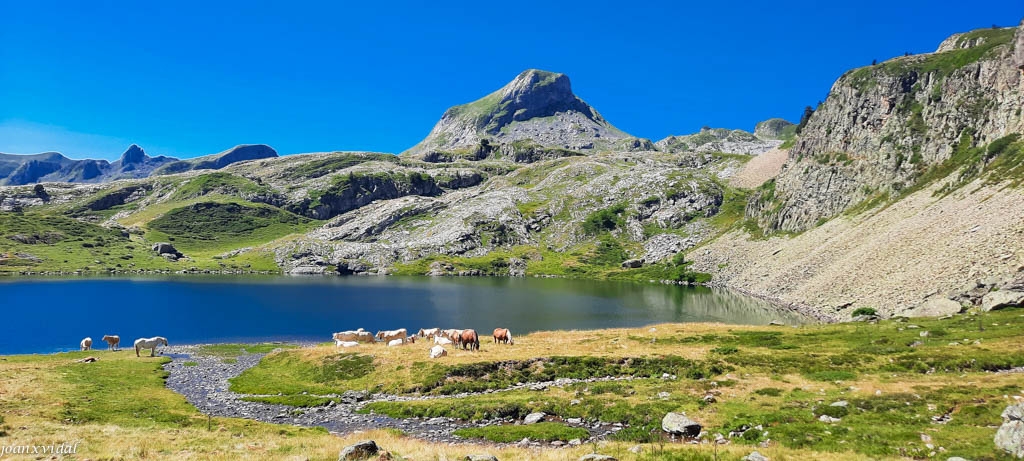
[403,69,641,158]
[485,69,596,128]
[119,144,147,164]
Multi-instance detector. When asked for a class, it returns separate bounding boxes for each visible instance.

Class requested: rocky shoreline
[162,344,625,446]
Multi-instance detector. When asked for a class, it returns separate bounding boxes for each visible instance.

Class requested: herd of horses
[73,327,514,359]
[332,327,514,352]
[78,335,169,357]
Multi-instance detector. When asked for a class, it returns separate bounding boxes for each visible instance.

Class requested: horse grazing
[459,329,480,351]
[101,335,120,351]
[417,328,441,339]
[80,337,93,351]
[134,337,168,357]
[442,329,464,346]
[333,329,374,345]
[387,338,405,347]
[376,328,407,344]
[493,328,514,345]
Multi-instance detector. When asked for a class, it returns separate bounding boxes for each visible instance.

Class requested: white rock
[429,345,448,359]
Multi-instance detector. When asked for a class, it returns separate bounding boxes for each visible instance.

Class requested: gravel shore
[162,344,623,445]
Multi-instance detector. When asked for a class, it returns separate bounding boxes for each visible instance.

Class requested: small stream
[162,345,627,445]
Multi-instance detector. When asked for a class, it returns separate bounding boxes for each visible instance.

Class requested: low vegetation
[453,422,589,443]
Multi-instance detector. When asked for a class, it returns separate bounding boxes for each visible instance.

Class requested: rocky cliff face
[750,25,1023,232]
[403,69,651,159]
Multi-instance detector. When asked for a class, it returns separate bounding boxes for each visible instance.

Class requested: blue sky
[1,1,1021,160]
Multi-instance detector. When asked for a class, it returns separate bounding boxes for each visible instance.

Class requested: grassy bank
[233,308,1024,459]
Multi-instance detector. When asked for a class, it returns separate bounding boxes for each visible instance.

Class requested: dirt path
[162,345,624,445]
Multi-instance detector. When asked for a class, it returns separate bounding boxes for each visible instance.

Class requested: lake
[0,276,808,354]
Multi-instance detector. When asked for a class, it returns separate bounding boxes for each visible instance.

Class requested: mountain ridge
[0,144,278,185]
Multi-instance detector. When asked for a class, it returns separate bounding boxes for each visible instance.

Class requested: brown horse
[459,329,480,351]
[492,328,514,345]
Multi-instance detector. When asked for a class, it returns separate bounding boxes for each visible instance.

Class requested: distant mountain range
[0,144,279,186]
[1,69,785,185]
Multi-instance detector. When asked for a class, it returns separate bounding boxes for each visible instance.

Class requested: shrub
[753,387,784,397]
[851,307,877,317]
[581,203,627,235]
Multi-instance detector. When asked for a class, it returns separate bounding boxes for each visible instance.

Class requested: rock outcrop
[754,118,796,140]
[661,412,701,437]
[338,440,379,460]
[656,125,784,155]
[996,403,1024,458]
[750,24,1023,232]
[403,69,645,159]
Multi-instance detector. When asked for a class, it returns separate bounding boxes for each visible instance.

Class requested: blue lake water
[0,275,808,354]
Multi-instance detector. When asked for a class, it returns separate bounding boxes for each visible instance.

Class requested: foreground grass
[196,343,298,357]
[0,348,853,460]
[454,422,589,443]
[234,309,1024,459]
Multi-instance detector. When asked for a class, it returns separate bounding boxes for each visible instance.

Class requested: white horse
[434,336,453,345]
[102,335,120,351]
[80,337,92,351]
[134,337,168,357]
[417,328,441,339]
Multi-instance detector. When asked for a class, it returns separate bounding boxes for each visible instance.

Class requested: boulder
[982,290,1024,312]
[339,440,379,460]
[464,455,499,461]
[742,451,770,461]
[429,345,448,359]
[621,258,644,269]
[995,403,1024,458]
[662,412,701,437]
[508,257,527,277]
[578,455,618,461]
[152,242,184,260]
[907,298,963,318]
[524,412,546,424]
[152,242,178,255]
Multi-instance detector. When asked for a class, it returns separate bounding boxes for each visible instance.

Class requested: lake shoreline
[0,270,829,327]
